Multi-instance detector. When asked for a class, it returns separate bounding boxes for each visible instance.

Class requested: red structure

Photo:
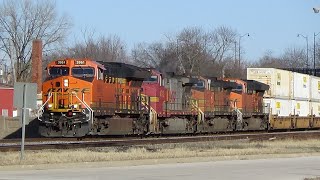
[31,39,42,94]
[0,84,14,117]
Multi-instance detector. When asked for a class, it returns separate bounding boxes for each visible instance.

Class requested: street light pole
[297,34,309,69]
[313,9,320,75]
[234,41,237,63]
[314,32,320,75]
[238,33,249,67]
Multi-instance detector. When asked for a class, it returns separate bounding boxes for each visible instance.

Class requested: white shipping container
[247,68,291,99]
[292,72,310,100]
[311,101,320,117]
[291,100,310,117]
[310,76,320,102]
[263,98,292,116]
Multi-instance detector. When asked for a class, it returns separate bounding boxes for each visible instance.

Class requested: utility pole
[238,33,250,68]
[297,34,309,69]
[314,32,320,76]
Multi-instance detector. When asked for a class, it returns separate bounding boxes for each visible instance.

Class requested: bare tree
[131,42,179,73]
[0,0,71,83]
[67,31,127,62]
[252,47,305,70]
[132,42,163,68]
[280,47,308,68]
[131,26,238,77]
[254,50,284,68]
[205,26,237,64]
[175,27,207,75]
[203,26,237,77]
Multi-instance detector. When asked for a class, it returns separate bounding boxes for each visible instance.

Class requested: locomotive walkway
[0,130,320,152]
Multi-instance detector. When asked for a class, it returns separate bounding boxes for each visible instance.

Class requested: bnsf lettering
[55,60,66,65]
[74,60,86,65]
[47,88,89,93]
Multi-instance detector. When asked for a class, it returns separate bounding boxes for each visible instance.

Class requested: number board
[55,60,66,65]
[74,60,86,65]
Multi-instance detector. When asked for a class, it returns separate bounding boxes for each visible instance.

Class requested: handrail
[37,92,52,121]
[234,101,243,130]
[72,91,94,125]
[140,94,158,132]
[191,99,204,124]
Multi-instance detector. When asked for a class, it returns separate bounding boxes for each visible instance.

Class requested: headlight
[64,79,69,87]
[48,104,53,108]
[73,104,78,109]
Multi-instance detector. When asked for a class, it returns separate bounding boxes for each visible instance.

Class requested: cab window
[232,84,243,92]
[144,75,158,82]
[72,67,95,78]
[194,81,205,88]
[49,67,69,77]
[98,68,104,80]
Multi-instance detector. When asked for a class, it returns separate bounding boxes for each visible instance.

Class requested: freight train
[37,58,320,137]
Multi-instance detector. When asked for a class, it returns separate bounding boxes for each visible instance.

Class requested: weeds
[1,139,320,166]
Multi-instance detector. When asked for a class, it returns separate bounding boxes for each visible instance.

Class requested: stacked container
[247,68,292,116]
[310,75,320,117]
[247,68,319,117]
[262,98,291,116]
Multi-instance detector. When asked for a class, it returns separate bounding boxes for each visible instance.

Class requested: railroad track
[1,130,320,152]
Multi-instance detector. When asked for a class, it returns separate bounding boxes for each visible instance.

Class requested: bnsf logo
[47,88,90,93]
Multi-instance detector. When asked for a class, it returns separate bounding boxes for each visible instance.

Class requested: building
[0,83,16,117]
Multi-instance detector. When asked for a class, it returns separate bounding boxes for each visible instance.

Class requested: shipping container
[292,72,310,100]
[310,76,320,102]
[263,98,292,116]
[291,100,310,116]
[247,68,291,99]
[310,101,320,117]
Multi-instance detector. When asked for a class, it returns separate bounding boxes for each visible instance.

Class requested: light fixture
[64,79,69,87]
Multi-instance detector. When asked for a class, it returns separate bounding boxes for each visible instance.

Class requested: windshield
[72,67,95,78]
[49,67,69,77]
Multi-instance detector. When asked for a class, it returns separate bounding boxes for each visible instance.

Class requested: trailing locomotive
[142,70,269,134]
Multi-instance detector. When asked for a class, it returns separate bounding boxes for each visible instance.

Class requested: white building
[0,64,8,84]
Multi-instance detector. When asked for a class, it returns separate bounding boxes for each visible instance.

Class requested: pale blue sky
[56,0,320,61]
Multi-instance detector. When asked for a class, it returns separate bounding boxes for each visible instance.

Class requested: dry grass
[1,138,320,166]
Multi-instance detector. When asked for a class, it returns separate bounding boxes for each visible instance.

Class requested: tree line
[0,0,318,84]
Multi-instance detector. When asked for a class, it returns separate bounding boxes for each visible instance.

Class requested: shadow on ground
[1,117,42,139]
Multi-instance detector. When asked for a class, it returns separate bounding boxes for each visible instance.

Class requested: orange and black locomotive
[39,58,150,137]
